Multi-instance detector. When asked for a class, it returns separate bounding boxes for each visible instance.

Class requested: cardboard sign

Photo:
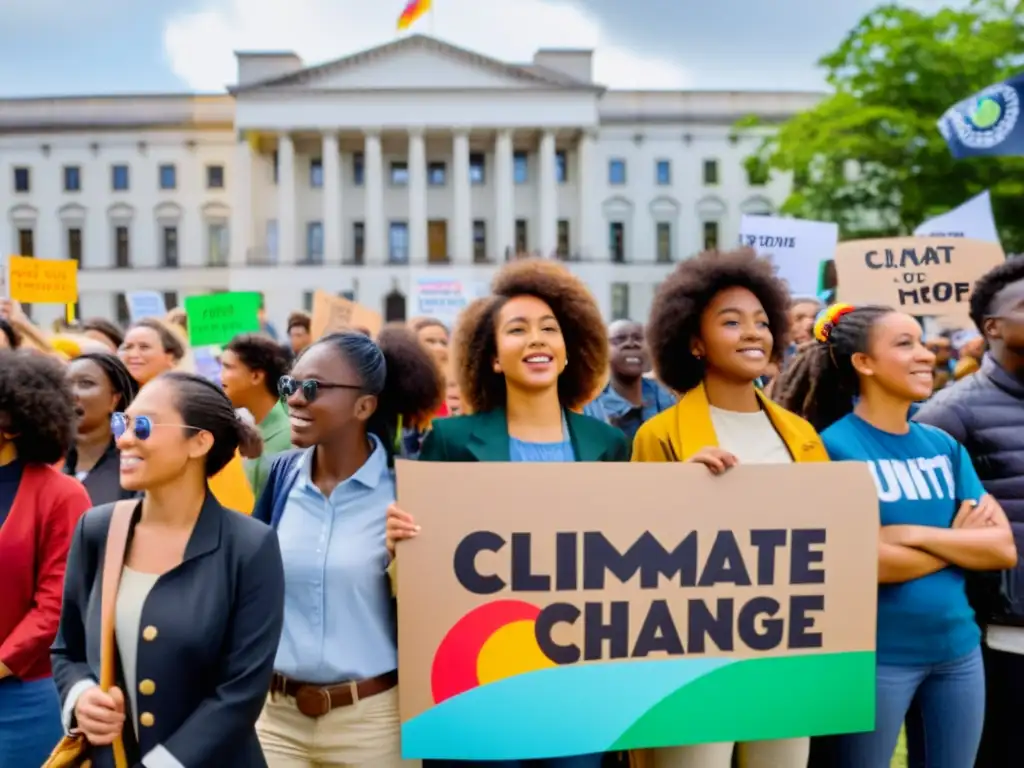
[395,461,878,760]
[835,236,1005,318]
[127,291,167,322]
[738,217,839,299]
[8,256,78,304]
[183,292,262,347]
[310,290,383,339]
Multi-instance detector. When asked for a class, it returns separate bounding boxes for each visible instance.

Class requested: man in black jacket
[914,257,1024,767]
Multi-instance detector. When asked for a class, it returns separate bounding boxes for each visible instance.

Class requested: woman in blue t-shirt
[773,303,1017,768]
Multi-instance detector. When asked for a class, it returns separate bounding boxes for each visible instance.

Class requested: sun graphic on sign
[430,599,557,704]
[970,97,1002,129]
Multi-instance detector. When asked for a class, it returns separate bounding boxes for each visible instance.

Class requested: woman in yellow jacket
[631,248,827,768]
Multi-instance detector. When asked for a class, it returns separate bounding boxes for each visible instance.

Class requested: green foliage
[741,0,1024,251]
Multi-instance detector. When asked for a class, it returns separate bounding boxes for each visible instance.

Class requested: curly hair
[452,259,607,413]
[0,350,76,464]
[225,333,293,397]
[307,325,443,459]
[969,256,1024,334]
[772,305,893,432]
[646,248,792,394]
[0,318,19,349]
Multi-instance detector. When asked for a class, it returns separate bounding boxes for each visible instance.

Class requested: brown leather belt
[270,670,398,718]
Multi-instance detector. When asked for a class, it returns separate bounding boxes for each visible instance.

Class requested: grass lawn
[892,728,907,768]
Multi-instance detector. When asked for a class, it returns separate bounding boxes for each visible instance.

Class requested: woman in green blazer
[386,259,628,768]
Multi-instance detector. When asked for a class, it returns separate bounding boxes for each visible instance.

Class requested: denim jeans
[0,676,64,767]
[835,646,985,768]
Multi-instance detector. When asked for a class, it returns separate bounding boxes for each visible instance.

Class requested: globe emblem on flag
[943,83,1020,149]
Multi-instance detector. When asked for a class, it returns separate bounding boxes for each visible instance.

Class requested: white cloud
[161,0,691,91]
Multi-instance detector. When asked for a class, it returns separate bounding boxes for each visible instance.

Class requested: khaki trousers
[257,686,422,768]
[651,738,810,768]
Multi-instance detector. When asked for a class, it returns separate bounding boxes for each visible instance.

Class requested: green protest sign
[184,292,261,347]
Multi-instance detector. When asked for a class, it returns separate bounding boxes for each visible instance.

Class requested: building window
[469,153,485,184]
[163,292,178,313]
[513,151,528,184]
[302,291,314,312]
[428,162,447,186]
[13,167,30,193]
[557,220,570,259]
[390,162,409,186]
[310,158,323,188]
[353,153,364,185]
[64,166,81,192]
[112,164,129,191]
[703,159,719,185]
[116,294,131,327]
[656,160,671,186]
[67,227,83,264]
[17,229,34,256]
[206,165,225,189]
[159,164,176,190]
[472,220,487,263]
[305,222,324,264]
[389,221,409,264]
[608,159,626,185]
[555,150,567,183]
[161,226,178,268]
[352,221,365,265]
[656,222,672,263]
[115,226,130,267]
[208,223,229,266]
[611,283,630,321]
[272,151,279,185]
[703,220,720,250]
[514,219,528,253]
[609,222,625,262]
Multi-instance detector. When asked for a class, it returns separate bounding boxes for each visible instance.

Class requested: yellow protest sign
[8,256,78,304]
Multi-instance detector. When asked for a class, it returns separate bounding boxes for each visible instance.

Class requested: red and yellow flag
[397,0,431,30]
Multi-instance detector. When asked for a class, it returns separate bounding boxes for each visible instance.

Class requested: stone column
[451,128,472,264]
[276,133,296,264]
[230,131,253,266]
[577,129,598,260]
[538,129,557,256]
[408,128,428,264]
[322,131,341,264]
[363,129,385,265]
[493,129,514,262]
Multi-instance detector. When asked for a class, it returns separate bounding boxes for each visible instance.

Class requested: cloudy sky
[0,0,960,96]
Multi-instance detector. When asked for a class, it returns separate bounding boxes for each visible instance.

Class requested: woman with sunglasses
[51,371,286,767]
[251,327,441,768]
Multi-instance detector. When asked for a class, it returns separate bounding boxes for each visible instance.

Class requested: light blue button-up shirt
[273,434,397,684]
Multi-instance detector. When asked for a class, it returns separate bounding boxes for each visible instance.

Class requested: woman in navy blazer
[51,371,285,768]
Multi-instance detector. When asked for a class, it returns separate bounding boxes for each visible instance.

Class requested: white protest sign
[914,190,1000,244]
[412,273,489,328]
[739,215,839,298]
[127,291,167,322]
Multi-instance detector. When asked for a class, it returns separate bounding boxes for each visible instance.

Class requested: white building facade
[0,35,822,329]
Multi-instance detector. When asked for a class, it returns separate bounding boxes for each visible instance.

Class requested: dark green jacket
[419,408,630,463]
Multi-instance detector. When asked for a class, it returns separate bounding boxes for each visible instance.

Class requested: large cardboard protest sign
[395,461,878,760]
[8,256,78,303]
[835,236,1005,318]
[310,290,383,339]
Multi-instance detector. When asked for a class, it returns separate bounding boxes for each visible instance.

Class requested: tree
[741,0,1024,252]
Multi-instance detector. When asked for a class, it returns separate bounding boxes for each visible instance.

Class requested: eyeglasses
[277,375,362,404]
[111,412,200,441]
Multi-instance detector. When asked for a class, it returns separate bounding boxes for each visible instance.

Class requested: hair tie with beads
[813,303,856,343]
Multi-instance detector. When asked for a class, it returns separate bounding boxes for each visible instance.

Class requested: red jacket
[0,464,91,681]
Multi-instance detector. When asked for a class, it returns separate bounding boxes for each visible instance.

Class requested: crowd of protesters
[0,249,1022,768]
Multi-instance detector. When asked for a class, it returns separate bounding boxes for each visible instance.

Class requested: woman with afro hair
[0,350,92,767]
[385,259,628,768]
[631,248,827,768]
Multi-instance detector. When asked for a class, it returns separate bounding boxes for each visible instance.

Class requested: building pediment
[232,35,597,94]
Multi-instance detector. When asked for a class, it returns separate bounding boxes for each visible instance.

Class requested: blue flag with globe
[939,73,1024,158]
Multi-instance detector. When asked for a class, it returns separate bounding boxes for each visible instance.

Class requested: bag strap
[100,500,135,768]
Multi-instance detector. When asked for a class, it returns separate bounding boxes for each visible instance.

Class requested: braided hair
[76,352,138,411]
[772,304,893,432]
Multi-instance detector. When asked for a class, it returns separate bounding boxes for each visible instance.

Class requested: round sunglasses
[277,375,362,404]
[111,412,201,441]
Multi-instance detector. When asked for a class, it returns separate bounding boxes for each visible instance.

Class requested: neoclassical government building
[0,34,821,328]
